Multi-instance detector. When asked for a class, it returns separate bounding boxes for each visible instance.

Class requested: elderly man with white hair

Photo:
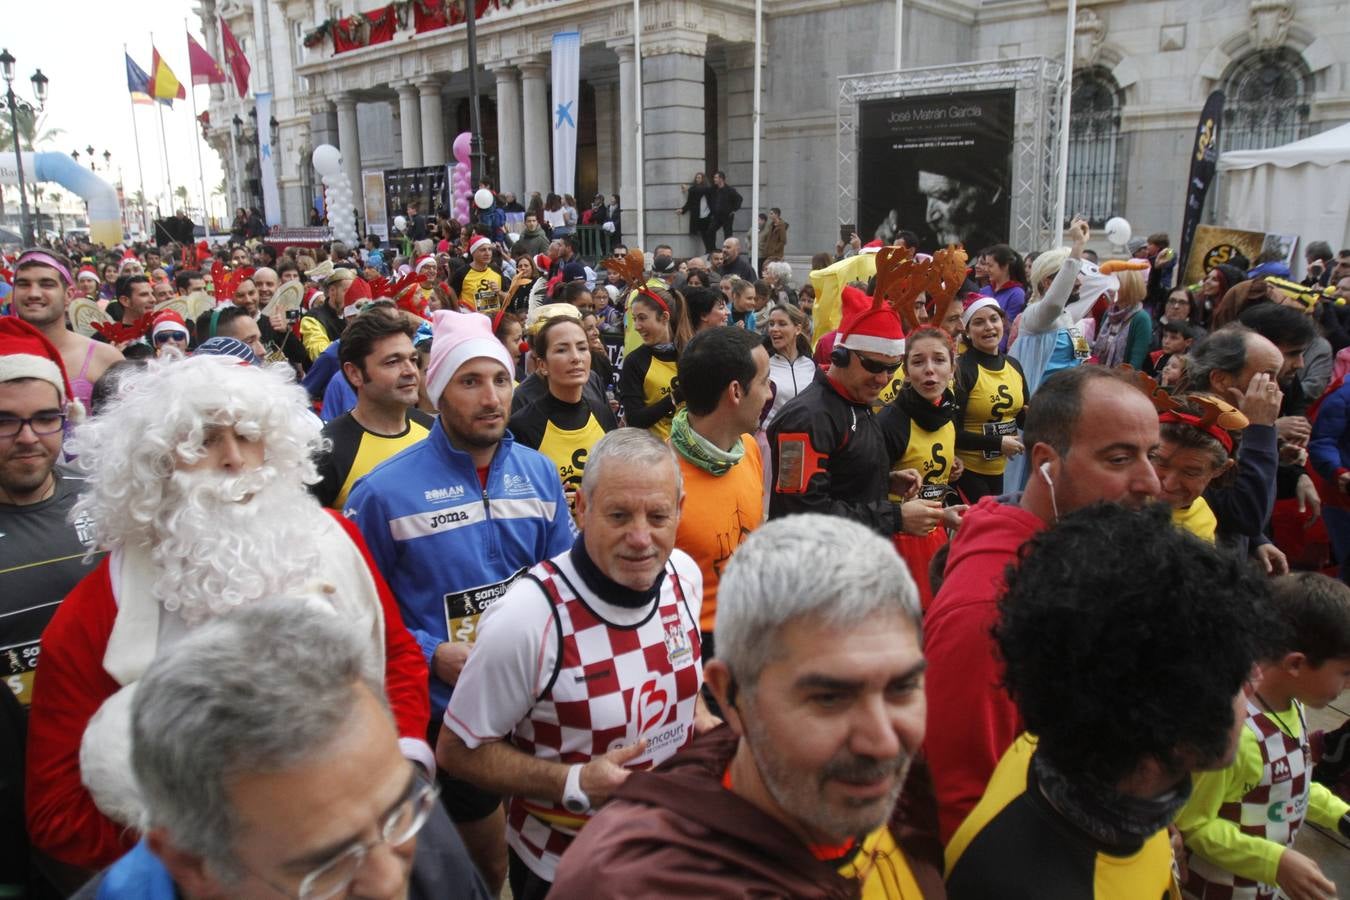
[71,601,490,899]
[25,355,431,877]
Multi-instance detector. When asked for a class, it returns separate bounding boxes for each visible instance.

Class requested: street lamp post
[1,49,48,246]
[230,114,243,216]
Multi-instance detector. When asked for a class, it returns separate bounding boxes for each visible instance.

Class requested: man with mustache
[345,308,576,894]
[548,513,941,898]
[24,356,431,881]
[437,429,713,900]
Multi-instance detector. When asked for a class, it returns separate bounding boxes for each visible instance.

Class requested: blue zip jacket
[344,422,576,717]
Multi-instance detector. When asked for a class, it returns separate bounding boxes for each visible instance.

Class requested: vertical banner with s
[1175,90,1224,288]
[551,31,581,199]
[255,91,282,227]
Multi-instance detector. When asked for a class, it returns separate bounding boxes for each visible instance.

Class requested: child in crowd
[1176,572,1350,899]
[1161,352,1187,389]
[1145,319,1197,380]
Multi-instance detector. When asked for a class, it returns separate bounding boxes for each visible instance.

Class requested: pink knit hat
[425,309,514,402]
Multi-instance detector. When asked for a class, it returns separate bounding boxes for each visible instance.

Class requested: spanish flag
[147,47,186,104]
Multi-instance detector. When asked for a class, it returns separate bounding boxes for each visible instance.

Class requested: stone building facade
[199,0,1349,258]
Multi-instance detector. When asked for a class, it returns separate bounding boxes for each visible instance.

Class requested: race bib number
[2,640,41,706]
[443,568,526,644]
[919,483,947,502]
[1070,326,1091,360]
[475,283,502,315]
[981,420,1019,460]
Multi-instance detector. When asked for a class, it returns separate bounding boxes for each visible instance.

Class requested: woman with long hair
[762,303,815,428]
[953,296,1029,502]
[508,315,618,515]
[1196,263,1246,326]
[677,172,714,252]
[617,283,691,439]
[1092,261,1152,369]
[881,325,968,609]
[978,244,1027,347]
[542,192,566,236]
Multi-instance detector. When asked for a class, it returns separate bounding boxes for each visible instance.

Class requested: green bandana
[669,408,745,476]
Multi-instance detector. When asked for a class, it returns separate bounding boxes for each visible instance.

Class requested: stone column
[612,43,636,214]
[592,79,617,198]
[640,33,708,255]
[721,46,755,199]
[334,93,364,214]
[520,60,551,197]
[418,78,447,166]
[397,83,423,168]
[492,65,524,197]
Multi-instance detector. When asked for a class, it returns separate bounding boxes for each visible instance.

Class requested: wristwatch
[562,764,591,815]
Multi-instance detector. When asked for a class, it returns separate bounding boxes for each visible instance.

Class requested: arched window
[1221,48,1311,152]
[1066,67,1123,227]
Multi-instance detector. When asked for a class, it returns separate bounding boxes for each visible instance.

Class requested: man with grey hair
[439,427,713,899]
[72,601,489,899]
[549,514,942,898]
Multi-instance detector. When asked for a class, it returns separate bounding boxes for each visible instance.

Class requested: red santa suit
[25,510,430,870]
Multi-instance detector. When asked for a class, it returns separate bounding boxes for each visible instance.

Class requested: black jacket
[767,370,906,534]
[709,184,743,220]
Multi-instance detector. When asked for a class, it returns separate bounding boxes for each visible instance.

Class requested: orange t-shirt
[674,436,764,633]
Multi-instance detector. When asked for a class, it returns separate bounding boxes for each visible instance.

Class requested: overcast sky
[7,0,227,223]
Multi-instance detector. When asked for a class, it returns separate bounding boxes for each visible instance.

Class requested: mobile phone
[840,224,856,243]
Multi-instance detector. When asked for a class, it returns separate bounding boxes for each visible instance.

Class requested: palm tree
[174,185,190,213]
[0,107,64,221]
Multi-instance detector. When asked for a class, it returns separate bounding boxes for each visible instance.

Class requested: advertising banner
[857,90,1015,253]
[382,164,451,241]
[1175,90,1224,288]
[361,170,388,240]
[255,92,282,227]
[551,31,581,198]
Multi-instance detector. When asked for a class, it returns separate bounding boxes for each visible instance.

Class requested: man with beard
[549,513,941,898]
[312,311,432,508]
[945,504,1275,897]
[345,309,575,894]
[9,249,122,409]
[924,365,1162,843]
[25,356,432,875]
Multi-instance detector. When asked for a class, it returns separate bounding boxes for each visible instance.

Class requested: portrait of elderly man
[25,355,431,877]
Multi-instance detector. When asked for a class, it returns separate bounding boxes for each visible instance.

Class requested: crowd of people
[2,187,1350,900]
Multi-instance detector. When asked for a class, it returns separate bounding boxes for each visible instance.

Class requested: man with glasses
[767,299,941,537]
[72,601,490,899]
[150,310,191,358]
[0,319,101,710]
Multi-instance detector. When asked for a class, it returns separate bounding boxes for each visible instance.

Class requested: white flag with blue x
[551,30,581,198]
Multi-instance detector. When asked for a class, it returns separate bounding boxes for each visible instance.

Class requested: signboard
[361,170,388,240]
[383,165,451,243]
[1180,225,1269,287]
[857,90,1015,253]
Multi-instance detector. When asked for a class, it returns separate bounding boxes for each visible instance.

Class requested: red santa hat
[534,253,551,273]
[0,318,86,422]
[76,265,101,283]
[466,234,491,256]
[838,301,906,358]
[414,254,437,273]
[341,277,373,317]
[151,309,188,338]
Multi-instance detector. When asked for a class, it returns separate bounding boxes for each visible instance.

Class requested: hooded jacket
[922,493,1046,843]
[548,725,945,899]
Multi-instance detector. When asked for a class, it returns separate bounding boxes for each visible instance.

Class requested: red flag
[219,18,251,98]
[186,32,226,86]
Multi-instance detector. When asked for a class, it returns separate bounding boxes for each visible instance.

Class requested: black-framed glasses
[289,778,440,900]
[0,412,66,438]
[851,350,899,375]
[154,330,190,344]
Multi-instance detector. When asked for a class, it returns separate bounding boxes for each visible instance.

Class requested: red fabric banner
[333,5,398,54]
[448,0,499,25]
[413,0,450,33]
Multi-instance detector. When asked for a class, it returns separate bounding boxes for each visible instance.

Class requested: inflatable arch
[0,151,121,246]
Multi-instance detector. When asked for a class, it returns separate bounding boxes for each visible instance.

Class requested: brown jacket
[549,725,945,898]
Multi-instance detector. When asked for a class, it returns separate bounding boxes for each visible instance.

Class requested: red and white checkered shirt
[1185,699,1309,900]
[473,551,703,881]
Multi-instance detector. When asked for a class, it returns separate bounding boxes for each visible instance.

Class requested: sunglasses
[154,330,190,344]
[851,350,899,375]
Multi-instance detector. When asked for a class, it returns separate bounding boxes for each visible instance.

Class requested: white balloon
[394,215,408,232]
[1104,216,1131,246]
[312,144,343,178]
[474,188,494,210]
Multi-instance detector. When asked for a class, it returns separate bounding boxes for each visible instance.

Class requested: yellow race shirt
[459,266,503,313]
[1171,497,1218,543]
[956,352,1027,476]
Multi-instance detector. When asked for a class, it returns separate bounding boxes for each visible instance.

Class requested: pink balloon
[452,133,472,166]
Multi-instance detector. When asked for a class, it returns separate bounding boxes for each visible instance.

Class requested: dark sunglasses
[851,349,899,375]
[154,330,190,344]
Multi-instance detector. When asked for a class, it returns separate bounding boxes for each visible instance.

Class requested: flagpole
[186,20,213,240]
[125,44,150,239]
[150,32,177,223]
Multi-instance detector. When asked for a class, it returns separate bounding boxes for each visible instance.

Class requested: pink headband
[16,250,73,286]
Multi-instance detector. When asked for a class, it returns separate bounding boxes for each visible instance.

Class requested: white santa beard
[150,466,325,625]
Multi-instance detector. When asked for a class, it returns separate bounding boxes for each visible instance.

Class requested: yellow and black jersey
[312,409,434,508]
[954,348,1029,476]
[508,391,618,504]
[879,387,960,503]
[618,343,681,439]
[945,735,1180,900]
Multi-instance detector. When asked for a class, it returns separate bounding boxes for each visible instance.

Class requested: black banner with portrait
[383,165,451,241]
[1174,90,1224,289]
[857,90,1015,253]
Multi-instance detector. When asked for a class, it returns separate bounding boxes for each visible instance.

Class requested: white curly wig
[68,355,323,555]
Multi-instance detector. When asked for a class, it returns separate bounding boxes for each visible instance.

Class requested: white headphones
[1039,461,1054,489]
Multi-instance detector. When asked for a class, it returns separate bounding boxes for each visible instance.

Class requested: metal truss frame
[837,57,1064,252]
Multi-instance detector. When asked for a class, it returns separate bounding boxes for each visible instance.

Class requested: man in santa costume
[24,354,431,876]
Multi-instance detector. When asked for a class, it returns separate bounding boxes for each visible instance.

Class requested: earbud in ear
[1039,461,1054,489]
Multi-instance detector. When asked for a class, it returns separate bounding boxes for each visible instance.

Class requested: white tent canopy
[1218,122,1350,261]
